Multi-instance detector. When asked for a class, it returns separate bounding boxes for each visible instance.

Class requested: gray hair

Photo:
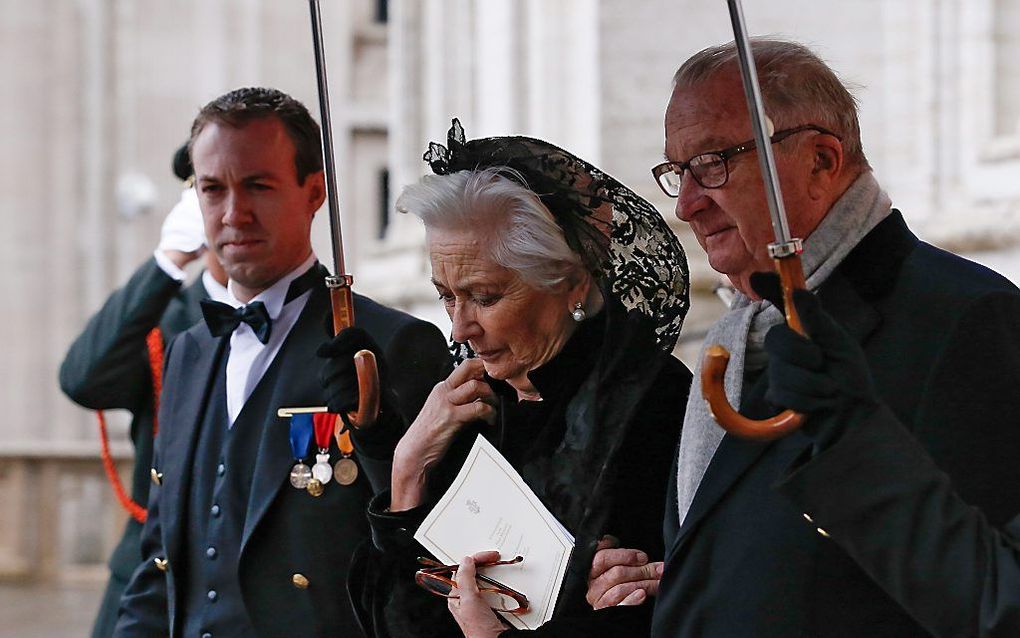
[674,38,869,170]
[396,167,585,291]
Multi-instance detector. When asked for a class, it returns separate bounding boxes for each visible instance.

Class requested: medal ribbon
[289,413,314,461]
[312,412,334,451]
[312,412,354,455]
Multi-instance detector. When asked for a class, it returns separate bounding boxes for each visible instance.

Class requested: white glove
[157,188,205,254]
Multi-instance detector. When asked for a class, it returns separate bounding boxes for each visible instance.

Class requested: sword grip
[776,255,807,337]
[330,285,355,333]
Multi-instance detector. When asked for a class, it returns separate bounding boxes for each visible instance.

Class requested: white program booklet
[414,434,574,629]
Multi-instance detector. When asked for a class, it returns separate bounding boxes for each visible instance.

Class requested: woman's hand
[449,551,509,638]
[586,541,662,609]
[391,359,497,510]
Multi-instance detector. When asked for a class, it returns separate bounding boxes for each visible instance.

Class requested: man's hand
[449,551,511,638]
[586,537,662,609]
[158,188,206,269]
[161,249,202,270]
[317,327,387,415]
[751,272,881,444]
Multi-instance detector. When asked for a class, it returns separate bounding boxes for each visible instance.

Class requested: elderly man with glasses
[585,38,1020,637]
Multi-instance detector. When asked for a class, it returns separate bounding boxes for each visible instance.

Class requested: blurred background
[1,0,1018,634]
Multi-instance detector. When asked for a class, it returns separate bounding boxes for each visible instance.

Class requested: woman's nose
[450,303,482,343]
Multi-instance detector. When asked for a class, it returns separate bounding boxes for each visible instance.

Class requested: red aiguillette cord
[97,328,165,524]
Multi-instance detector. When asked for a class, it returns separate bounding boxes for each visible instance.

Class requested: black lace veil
[424,119,690,352]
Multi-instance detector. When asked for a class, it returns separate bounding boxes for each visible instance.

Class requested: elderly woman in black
[350,121,691,638]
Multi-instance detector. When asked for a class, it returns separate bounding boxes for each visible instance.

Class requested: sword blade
[308,0,347,277]
[726,0,795,248]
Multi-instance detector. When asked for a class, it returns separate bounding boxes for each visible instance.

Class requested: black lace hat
[424,119,690,352]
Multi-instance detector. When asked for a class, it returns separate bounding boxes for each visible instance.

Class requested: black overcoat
[778,401,1020,637]
[652,211,1020,637]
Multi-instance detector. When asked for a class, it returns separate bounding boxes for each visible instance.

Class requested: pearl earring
[571,302,586,322]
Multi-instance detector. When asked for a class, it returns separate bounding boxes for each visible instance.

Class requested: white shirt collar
[202,270,231,304]
[225,253,318,318]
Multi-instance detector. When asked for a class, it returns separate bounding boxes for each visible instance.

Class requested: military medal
[333,457,358,486]
[278,407,358,490]
[312,453,332,483]
[307,413,336,497]
[287,413,314,489]
[290,463,312,489]
[306,478,325,497]
[333,416,359,486]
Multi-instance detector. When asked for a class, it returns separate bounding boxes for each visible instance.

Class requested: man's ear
[807,133,844,200]
[307,170,327,214]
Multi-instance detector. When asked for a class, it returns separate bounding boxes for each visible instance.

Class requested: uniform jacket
[652,211,1020,637]
[115,271,450,638]
[60,258,207,637]
[60,258,208,572]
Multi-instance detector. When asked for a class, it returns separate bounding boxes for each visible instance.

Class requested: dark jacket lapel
[241,284,331,551]
[162,327,226,562]
[670,382,774,548]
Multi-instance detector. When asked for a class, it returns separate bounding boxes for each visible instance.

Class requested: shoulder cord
[96,328,164,524]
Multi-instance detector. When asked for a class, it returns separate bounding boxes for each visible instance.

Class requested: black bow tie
[201,299,272,344]
[199,263,323,344]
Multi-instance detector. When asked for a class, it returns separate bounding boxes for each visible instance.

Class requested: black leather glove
[317,326,388,415]
[750,272,881,446]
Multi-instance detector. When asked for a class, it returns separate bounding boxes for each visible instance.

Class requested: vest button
[202,633,212,638]
[207,589,218,602]
[292,573,310,589]
[153,557,168,572]
[150,468,163,486]
[206,547,217,559]
[217,463,226,476]
[210,504,221,517]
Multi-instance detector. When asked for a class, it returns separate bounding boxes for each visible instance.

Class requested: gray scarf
[675,172,892,524]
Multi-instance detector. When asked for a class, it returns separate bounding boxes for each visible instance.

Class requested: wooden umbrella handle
[349,349,380,429]
[330,284,380,429]
[700,255,807,441]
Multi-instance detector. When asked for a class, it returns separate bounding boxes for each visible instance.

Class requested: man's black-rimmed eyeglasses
[651,125,840,197]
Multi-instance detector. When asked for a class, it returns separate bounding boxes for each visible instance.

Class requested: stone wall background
[0,0,1017,582]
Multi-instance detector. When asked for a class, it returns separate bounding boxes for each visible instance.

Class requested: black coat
[59,258,207,638]
[778,402,1020,637]
[652,211,1020,637]
[352,300,692,638]
[114,274,451,638]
